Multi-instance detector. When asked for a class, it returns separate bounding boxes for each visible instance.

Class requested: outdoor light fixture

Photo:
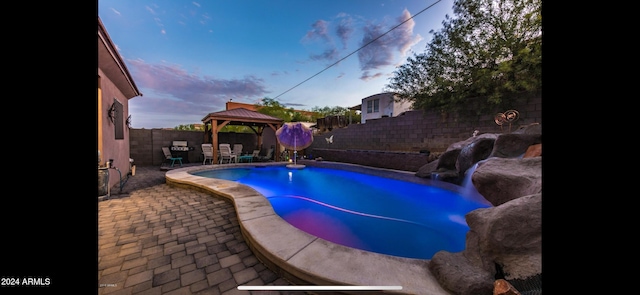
[126,115,132,128]
[107,102,117,123]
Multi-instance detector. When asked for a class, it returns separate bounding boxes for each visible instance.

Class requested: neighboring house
[98,17,142,190]
[360,92,412,123]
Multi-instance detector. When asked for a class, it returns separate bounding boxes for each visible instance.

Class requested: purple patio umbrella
[275,122,314,166]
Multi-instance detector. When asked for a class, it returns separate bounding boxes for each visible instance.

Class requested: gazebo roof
[201,108,283,126]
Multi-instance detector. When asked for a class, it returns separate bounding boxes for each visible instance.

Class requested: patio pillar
[274,123,281,162]
[256,126,263,150]
[212,119,218,164]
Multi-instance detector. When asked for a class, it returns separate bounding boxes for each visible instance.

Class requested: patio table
[238,155,253,163]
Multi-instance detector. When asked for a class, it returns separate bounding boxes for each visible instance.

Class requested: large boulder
[424,123,542,294]
[429,194,542,295]
[415,134,496,183]
[489,123,542,159]
[466,193,542,280]
[445,133,499,152]
[414,136,495,182]
[488,133,542,158]
[415,148,462,182]
[415,159,439,178]
[472,157,542,206]
[512,123,541,135]
[523,143,542,158]
[456,137,496,179]
[437,148,462,172]
[415,124,541,184]
[428,251,494,295]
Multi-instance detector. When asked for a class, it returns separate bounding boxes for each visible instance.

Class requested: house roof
[361,92,396,102]
[98,17,141,99]
[201,108,284,126]
[349,104,362,111]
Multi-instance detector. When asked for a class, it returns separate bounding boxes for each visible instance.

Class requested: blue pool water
[193,166,490,259]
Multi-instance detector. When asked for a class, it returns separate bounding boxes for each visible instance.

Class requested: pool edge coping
[165,161,452,295]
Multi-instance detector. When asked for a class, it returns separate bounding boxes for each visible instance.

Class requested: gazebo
[201,108,284,164]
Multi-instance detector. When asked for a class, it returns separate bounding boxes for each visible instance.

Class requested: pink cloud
[128,59,268,104]
[125,59,269,125]
[358,9,422,72]
[303,20,331,42]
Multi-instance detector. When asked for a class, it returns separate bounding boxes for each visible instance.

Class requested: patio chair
[256,147,274,162]
[251,149,260,162]
[232,144,243,156]
[202,144,214,165]
[219,144,237,164]
[161,147,183,168]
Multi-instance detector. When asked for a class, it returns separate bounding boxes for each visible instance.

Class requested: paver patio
[97,165,305,295]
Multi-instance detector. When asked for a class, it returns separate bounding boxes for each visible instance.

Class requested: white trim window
[366,99,379,113]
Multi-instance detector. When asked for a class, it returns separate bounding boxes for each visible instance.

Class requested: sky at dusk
[98,0,455,128]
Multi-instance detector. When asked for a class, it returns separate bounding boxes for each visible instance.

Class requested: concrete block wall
[311,149,431,172]
[308,95,541,154]
[130,129,258,166]
[129,128,153,167]
[129,95,541,169]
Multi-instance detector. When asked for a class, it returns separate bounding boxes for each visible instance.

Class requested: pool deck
[164,160,453,295]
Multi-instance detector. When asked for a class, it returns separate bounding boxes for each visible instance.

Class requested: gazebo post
[257,126,263,151]
[203,122,211,143]
[274,124,281,162]
[212,119,218,164]
[248,126,264,151]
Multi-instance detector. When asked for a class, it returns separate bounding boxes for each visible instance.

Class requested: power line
[274,0,442,100]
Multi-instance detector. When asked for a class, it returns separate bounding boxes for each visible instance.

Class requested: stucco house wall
[98,17,141,192]
[98,69,132,175]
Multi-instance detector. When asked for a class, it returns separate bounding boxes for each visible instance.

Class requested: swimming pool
[192,165,490,259]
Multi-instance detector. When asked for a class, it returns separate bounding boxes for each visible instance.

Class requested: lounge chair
[202,144,214,165]
[232,144,243,157]
[251,149,260,162]
[161,147,183,168]
[219,144,237,164]
[256,147,274,162]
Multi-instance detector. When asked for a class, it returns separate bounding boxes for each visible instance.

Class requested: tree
[174,124,200,131]
[311,106,349,118]
[291,111,312,122]
[386,0,541,115]
[256,97,361,124]
[255,97,293,121]
[311,105,361,125]
[220,125,253,133]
